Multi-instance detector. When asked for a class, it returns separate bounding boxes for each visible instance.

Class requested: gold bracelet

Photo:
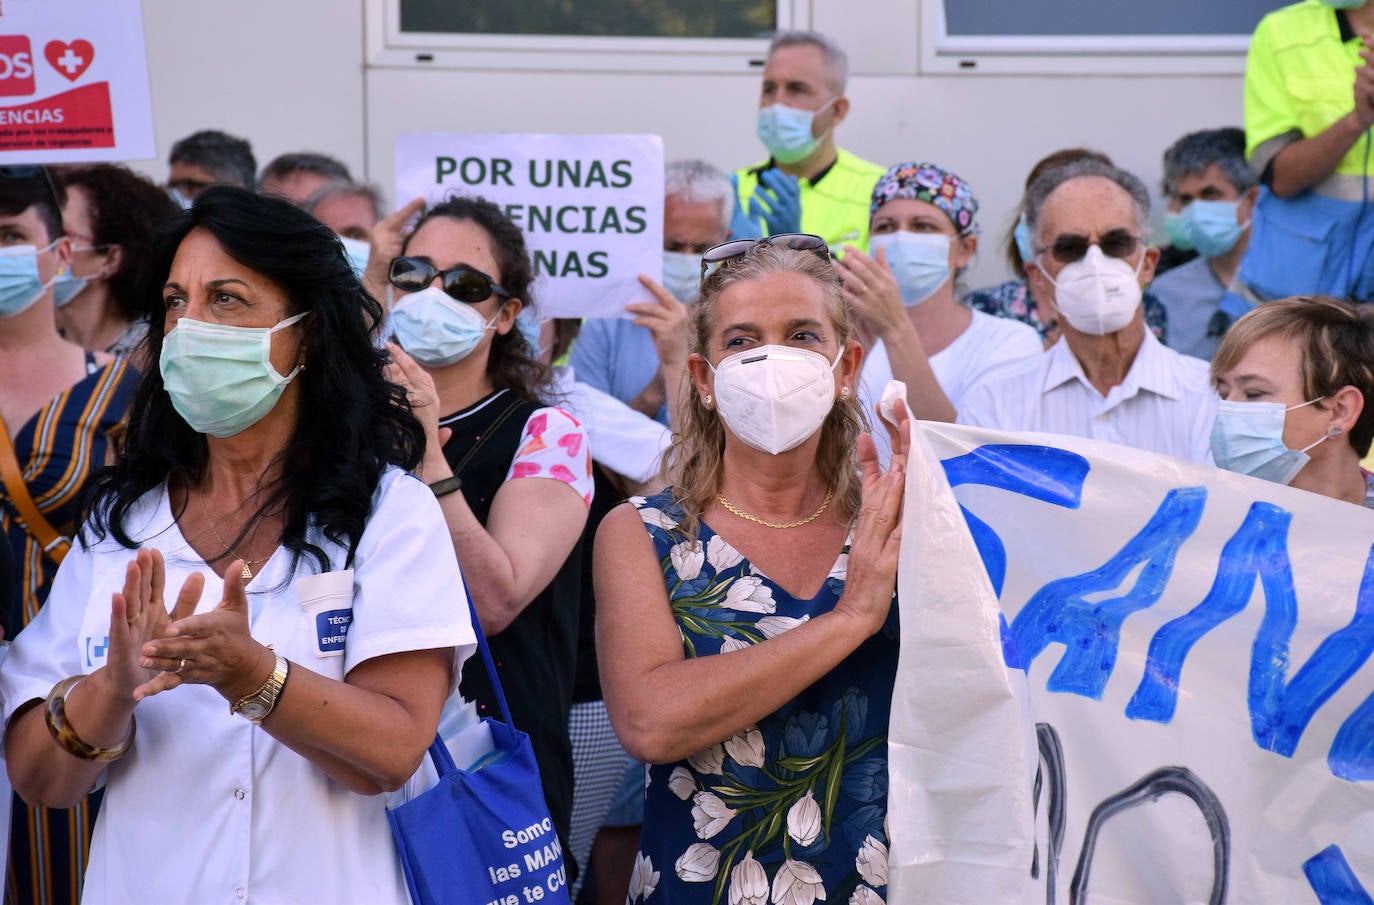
[44,675,136,763]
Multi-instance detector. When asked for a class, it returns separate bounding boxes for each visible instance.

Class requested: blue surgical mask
[338,236,370,279]
[1013,214,1036,265]
[52,269,87,308]
[515,308,544,357]
[661,250,701,303]
[1176,200,1248,258]
[52,247,107,308]
[1210,398,1328,485]
[1164,211,1194,252]
[1319,0,1365,8]
[756,99,835,165]
[159,312,311,438]
[0,242,57,318]
[869,232,951,306]
[391,286,500,367]
[167,187,193,211]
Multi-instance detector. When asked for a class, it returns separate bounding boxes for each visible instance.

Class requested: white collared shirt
[958,330,1218,464]
[552,364,669,485]
[0,467,475,905]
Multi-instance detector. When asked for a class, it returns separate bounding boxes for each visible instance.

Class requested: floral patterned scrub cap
[869,161,980,236]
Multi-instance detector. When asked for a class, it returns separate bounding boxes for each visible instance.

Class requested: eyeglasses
[167,178,216,199]
[389,256,511,304]
[700,233,831,277]
[1040,229,1143,265]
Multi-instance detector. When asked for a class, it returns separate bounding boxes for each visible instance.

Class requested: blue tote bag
[388,589,571,905]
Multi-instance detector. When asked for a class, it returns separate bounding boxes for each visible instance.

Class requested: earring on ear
[704,394,712,408]
[1330,425,1343,437]
[840,386,850,400]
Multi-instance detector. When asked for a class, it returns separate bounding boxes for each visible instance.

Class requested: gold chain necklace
[198,492,270,580]
[717,487,833,530]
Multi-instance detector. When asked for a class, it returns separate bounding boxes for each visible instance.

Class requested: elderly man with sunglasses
[958,159,1218,464]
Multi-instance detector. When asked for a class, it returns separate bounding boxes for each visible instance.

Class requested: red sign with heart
[44,40,94,83]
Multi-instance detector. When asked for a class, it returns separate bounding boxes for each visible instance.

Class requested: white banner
[0,0,154,162]
[394,133,664,319]
[891,421,1374,905]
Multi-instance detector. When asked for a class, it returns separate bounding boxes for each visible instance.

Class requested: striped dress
[1,353,136,905]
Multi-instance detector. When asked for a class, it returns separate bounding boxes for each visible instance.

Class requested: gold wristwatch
[231,651,290,724]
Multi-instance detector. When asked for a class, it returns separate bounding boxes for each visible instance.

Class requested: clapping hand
[138,560,272,703]
[363,197,426,302]
[835,245,908,342]
[107,548,204,704]
[837,399,910,635]
[1356,31,1374,131]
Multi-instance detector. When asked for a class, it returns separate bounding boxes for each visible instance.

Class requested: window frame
[917,0,1253,77]
[366,0,803,73]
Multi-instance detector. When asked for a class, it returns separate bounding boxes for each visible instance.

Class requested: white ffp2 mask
[709,344,841,455]
[1041,245,1144,336]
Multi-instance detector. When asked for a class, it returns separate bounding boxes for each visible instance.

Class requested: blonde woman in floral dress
[595,237,907,905]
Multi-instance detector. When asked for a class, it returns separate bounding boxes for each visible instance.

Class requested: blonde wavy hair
[662,244,868,540]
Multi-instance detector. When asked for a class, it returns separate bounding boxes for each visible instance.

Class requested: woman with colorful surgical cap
[837,162,1042,443]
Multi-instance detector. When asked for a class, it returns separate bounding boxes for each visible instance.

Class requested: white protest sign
[0,0,154,162]
[890,421,1374,904]
[395,134,664,319]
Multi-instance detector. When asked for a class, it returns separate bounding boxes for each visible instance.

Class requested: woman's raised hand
[136,560,272,703]
[841,399,911,635]
[107,548,204,704]
[385,342,453,477]
[836,245,909,343]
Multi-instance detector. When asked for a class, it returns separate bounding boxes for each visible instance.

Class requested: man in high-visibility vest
[731,31,885,252]
[1232,0,1374,308]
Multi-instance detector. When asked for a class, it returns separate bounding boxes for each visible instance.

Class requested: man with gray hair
[302,179,385,242]
[166,129,256,205]
[959,159,1217,463]
[259,151,353,204]
[1154,127,1260,360]
[732,31,885,250]
[568,159,733,426]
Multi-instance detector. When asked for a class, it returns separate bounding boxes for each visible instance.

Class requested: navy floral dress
[626,491,899,905]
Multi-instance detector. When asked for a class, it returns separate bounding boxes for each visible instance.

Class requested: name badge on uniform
[296,569,355,659]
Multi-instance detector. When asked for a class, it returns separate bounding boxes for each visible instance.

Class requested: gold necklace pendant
[718,487,833,530]
[199,490,270,579]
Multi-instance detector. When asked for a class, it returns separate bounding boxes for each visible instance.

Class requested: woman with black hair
[385,194,592,874]
[0,187,474,904]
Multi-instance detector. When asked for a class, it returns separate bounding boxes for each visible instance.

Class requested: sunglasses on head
[389,256,511,304]
[700,233,831,277]
[0,165,62,223]
[1040,229,1143,265]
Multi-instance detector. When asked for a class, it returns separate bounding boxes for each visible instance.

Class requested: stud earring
[704,394,712,408]
[840,386,850,400]
[1331,425,1344,437]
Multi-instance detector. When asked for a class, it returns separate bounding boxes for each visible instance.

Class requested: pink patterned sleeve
[502,406,594,508]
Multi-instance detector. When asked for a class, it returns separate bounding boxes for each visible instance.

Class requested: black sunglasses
[700,233,832,277]
[389,256,512,304]
[1040,230,1143,265]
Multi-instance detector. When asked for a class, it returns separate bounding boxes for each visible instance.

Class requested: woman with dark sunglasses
[384,194,591,874]
[595,239,907,903]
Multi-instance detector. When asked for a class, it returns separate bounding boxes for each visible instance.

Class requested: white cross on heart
[44,40,94,82]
